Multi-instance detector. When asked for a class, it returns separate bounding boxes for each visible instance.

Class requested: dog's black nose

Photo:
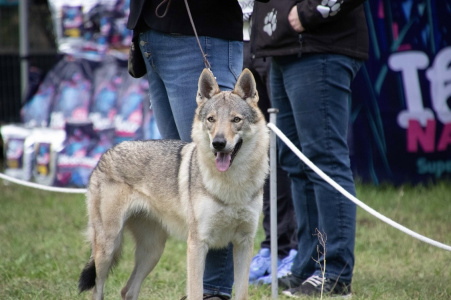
[212,137,226,150]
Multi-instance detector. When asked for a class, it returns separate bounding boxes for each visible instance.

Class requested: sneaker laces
[303,275,325,287]
[303,275,351,295]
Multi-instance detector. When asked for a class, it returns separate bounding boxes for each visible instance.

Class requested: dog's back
[90,139,187,202]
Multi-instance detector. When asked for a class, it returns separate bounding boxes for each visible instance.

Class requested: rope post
[19,0,29,103]
[268,108,279,298]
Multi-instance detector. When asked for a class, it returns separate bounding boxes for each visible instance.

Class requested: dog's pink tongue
[215,153,231,172]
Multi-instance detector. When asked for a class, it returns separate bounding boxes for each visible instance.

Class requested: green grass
[0,180,450,299]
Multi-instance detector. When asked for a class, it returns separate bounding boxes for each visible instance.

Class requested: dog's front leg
[233,238,254,300]
[186,233,208,300]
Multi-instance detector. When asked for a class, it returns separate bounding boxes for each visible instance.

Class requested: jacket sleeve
[297,0,366,30]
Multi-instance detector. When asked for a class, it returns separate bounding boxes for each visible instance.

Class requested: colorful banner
[351,0,451,184]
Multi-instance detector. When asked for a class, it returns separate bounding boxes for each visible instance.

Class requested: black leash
[155,0,212,70]
[183,0,212,70]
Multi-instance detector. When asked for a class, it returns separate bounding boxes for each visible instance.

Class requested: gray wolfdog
[78,68,269,300]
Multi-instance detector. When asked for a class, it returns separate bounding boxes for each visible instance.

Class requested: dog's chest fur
[194,196,261,248]
[173,143,263,248]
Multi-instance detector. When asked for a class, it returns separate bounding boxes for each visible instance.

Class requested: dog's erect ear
[233,68,258,104]
[197,68,221,105]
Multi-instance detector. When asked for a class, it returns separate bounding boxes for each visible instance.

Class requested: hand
[288,6,305,32]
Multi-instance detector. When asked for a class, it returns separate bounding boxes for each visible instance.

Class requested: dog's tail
[78,257,96,293]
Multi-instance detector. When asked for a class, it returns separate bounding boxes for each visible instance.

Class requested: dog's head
[193,68,266,172]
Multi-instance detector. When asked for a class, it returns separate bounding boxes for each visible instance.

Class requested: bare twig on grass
[313,228,327,299]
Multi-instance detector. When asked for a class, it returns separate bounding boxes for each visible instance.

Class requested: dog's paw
[263,9,278,36]
[317,0,343,18]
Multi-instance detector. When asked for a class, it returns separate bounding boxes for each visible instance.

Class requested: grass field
[0,180,450,300]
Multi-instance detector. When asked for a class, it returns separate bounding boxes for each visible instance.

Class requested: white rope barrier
[0,172,86,194]
[1,124,450,252]
[267,122,451,252]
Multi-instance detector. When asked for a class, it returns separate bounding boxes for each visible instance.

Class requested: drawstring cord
[155,0,171,18]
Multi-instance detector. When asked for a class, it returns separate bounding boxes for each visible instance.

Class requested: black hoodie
[250,0,369,60]
[128,0,269,42]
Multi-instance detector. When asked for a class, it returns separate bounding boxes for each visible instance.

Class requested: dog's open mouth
[214,139,243,172]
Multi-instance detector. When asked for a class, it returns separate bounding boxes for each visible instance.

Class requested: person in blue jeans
[239,0,298,285]
[127,1,268,299]
[250,0,369,298]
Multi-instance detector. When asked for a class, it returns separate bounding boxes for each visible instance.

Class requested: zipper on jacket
[297,34,303,57]
[249,3,259,61]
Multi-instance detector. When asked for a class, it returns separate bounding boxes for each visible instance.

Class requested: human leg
[272,54,362,284]
[244,46,297,283]
[270,58,318,282]
[248,53,298,258]
[261,166,297,257]
[245,42,297,256]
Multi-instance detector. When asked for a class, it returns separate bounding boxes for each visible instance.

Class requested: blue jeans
[270,53,362,284]
[139,29,242,296]
[139,29,243,142]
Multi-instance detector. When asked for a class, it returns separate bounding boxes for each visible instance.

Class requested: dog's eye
[233,117,242,123]
[207,117,215,122]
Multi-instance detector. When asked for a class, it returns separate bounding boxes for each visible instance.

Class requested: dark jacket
[250,0,369,60]
[127,0,244,41]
